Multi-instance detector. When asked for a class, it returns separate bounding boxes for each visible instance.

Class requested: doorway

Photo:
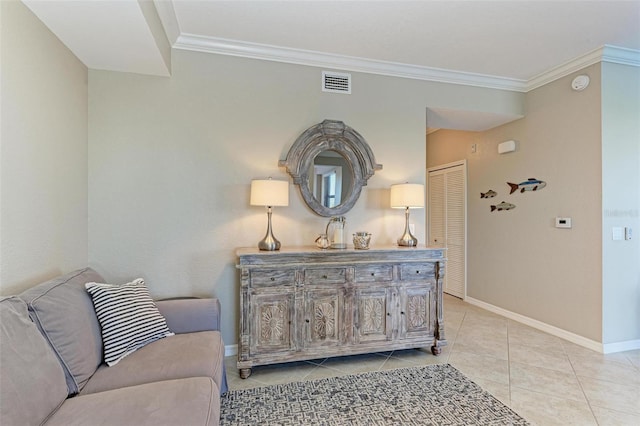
[427,161,466,298]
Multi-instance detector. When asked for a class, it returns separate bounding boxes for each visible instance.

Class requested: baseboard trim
[603,339,640,354]
[465,297,604,353]
[225,344,238,357]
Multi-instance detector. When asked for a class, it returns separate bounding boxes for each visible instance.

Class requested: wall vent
[322,71,351,94]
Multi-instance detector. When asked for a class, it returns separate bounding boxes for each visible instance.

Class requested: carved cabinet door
[399,284,434,339]
[250,290,295,356]
[302,288,344,348]
[354,286,392,344]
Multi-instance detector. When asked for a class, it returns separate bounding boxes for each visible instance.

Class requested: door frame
[426,160,467,299]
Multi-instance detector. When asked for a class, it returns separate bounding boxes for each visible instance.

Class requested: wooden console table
[236,245,446,378]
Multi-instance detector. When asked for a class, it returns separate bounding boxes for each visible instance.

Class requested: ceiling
[22,0,640,130]
[170,0,640,80]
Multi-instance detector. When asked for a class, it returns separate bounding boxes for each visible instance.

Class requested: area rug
[220,364,529,425]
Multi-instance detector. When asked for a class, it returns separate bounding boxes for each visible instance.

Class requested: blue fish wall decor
[491,201,516,212]
[481,190,497,199]
[508,178,546,194]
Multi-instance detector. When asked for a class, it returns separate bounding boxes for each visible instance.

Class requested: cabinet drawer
[304,268,347,284]
[399,263,435,281]
[354,265,393,283]
[250,270,295,286]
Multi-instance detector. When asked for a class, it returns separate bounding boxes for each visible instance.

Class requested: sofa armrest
[155,298,221,334]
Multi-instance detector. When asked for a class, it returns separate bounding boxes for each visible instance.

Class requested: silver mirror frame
[279,120,383,216]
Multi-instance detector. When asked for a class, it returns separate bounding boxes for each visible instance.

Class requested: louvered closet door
[428,163,466,298]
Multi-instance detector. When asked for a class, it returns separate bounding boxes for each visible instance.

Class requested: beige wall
[3,0,635,353]
[601,62,640,346]
[0,1,88,294]
[6,0,635,349]
[428,65,604,342]
[88,49,523,345]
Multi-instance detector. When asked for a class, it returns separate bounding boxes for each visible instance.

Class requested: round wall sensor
[571,75,590,91]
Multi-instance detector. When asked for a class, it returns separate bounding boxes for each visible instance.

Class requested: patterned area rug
[220,364,529,425]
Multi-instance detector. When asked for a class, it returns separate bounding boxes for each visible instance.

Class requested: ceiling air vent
[322,71,351,94]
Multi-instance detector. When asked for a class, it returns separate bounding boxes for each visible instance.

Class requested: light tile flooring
[225,295,640,425]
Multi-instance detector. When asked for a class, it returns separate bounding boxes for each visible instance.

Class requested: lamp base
[258,235,281,251]
[397,206,418,247]
[258,207,281,251]
[397,234,418,247]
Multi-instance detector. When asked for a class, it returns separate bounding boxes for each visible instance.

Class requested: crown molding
[174,33,528,92]
[173,34,639,93]
[600,44,640,67]
[526,45,640,91]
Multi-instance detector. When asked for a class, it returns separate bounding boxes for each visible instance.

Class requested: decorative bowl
[353,232,372,250]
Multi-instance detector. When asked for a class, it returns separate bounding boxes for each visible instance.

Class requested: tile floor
[225,294,640,426]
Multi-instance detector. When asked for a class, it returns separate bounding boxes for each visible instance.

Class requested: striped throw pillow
[85,279,174,366]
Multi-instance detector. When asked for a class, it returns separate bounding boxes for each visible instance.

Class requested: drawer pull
[270,277,275,281]
[305,319,310,323]
[401,311,405,315]
[416,270,420,274]
[387,313,391,316]
[322,275,328,279]
[370,272,375,276]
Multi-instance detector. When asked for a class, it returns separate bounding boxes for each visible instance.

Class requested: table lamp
[250,178,289,251]
[390,183,424,247]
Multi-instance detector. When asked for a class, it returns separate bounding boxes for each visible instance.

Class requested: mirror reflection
[309,150,353,208]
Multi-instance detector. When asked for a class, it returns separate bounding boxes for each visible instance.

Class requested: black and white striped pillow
[85,279,174,366]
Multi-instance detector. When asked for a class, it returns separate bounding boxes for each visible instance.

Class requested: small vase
[353,232,372,250]
[315,234,330,249]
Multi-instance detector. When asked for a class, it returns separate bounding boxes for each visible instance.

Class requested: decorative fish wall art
[491,201,516,212]
[481,190,497,199]
[507,178,546,194]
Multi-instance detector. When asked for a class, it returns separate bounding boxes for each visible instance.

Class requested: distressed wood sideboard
[236,245,446,378]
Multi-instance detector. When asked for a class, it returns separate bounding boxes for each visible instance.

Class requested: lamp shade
[390,183,424,209]
[250,179,289,207]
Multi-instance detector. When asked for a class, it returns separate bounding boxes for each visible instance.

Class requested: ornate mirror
[279,120,382,216]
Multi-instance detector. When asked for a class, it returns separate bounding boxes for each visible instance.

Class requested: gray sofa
[0,268,227,426]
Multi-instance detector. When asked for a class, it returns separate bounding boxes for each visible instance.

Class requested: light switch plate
[612,227,624,240]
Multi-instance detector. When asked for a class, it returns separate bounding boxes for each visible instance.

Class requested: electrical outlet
[625,227,632,240]
[471,144,477,154]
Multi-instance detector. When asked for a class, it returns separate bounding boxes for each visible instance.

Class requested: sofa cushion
[81,330,226,395]
[85,278,174,366]
[156,298,221,333]
[19,267,105,395]
[0,297,68,426]
[46,377,220,426]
